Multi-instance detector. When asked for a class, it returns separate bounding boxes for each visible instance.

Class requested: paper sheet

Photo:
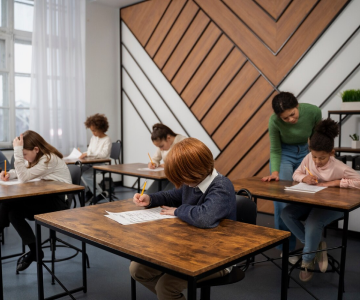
[0,178,41,185]
[284,182,327,193]
[105,207,176,225]
[137,167,164,172]
[64,148,82,160]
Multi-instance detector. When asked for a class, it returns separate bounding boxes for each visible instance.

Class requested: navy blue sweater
[149,174,236,229]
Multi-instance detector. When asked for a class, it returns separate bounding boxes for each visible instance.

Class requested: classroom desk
[0,180,85,300]
[232,177,360,300]
[92,163,168,199]
[35,199,290,300]
[63,157,111,165]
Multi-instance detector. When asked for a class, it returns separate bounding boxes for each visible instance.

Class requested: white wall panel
[121,22,220,157]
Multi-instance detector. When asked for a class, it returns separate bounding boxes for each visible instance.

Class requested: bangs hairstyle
[22,130,63,168]
[309,118,339,153]
[84,113,109,133]
[151,123,176,141]
[164,138,214,188]
[272,92,298,116]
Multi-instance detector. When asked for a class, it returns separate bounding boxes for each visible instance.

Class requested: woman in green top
[262,92,322,254]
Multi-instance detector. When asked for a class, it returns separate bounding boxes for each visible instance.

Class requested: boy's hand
[302,174,318,185]
[0,171,10,181]
[13,134,23,147]
[148,162,156,169]
[133,193,150,207]
[160,206,176,216]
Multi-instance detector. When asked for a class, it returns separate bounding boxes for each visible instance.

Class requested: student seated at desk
[80,113,111,203]
[130,138,236,300]
[0,130,71,272]
[146,123,187,194]
[281,119,360,282]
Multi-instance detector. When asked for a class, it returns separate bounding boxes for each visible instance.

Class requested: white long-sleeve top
[8,146,72,184]
[293,153,360,189]
[87,135,112,158]
[151,134,187,167]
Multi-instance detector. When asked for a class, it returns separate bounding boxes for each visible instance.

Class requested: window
[0,0,33,146]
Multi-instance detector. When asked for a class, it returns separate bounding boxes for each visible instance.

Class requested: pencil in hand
[304,165,318,183]
[148,153,155,167]
[4,160,6,177]
[140,180,147,196]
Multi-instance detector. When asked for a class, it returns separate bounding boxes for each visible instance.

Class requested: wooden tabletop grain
[63,157,111,165]
[93,163,167,180]
[35,199,290,276]
[0,180,84,200]
[232,177,360,211]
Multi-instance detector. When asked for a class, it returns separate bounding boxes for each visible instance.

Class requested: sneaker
[299,260,315,282]
[280,252,301,265]
[316,241,328,273]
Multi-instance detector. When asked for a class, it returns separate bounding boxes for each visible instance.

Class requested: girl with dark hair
[130,138,236,300]
[0,130,71,272]
[281,118,360,282]
[262,92,322,257]
[146,124,187,193]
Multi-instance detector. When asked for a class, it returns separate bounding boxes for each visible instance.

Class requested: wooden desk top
[0,180,84,200]
[232,177,360,211]
[35,200,290,277]
[64,157,111,165]
[93,163,167,180]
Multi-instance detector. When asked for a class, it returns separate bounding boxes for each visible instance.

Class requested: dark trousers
[0,195,68,245]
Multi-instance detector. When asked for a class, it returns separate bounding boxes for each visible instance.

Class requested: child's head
[84,114,109,137]
[22,130,63,167]
[164,138,214,188]
[309,118,339,167]
[151,123,177,151]
[272,92,299,124]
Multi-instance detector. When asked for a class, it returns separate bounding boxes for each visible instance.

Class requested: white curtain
[30,0,86,155]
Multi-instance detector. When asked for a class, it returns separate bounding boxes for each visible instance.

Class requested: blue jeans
[281,205,343,262]
[271,143,309,251]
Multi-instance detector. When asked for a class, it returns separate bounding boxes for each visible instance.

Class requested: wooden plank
[181,35,234,106]
[163,10,210,81]
[213,77,273,149]
[121,0,171,46]
[145,0,187,58]
[214,91,277,175]
[191,48,246,119]
[254,0,292,20]
[228,134,270,181]
[201,62,259,135]
[153,1,199,69]
[171,22,222,93]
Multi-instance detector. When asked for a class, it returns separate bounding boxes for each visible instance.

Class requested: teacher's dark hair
[151,123,177,141]
[272,92,298,115]
[309,118,339,153]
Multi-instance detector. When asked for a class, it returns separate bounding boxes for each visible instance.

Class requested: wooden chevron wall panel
[121,0,351,213]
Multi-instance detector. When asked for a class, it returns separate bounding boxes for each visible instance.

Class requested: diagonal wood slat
[254,0,292,21]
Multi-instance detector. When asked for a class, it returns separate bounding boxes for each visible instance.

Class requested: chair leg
[50,231,56,285]
[200,286,211,300]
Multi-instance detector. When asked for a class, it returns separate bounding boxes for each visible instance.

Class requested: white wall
[85,2,121,146]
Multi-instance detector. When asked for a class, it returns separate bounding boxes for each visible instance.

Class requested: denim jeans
[281,204,344,262]
[271,143,309,251]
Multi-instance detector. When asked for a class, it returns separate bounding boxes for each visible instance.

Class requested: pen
[140,180,147,196]
[304,166,318,183]
[148,153,154,167]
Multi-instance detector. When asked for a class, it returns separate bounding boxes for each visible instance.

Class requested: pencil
[304,166,318,183]
[4,160,6,176]
[148,153,154,166]
[140,180,147,196]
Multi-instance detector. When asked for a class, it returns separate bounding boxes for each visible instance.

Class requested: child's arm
[151,149,162,168]
[148,187,183,208]
[340,166,360,189]
[293,154,318,184]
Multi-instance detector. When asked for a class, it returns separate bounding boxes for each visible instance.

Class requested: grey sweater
[149,174,236,229]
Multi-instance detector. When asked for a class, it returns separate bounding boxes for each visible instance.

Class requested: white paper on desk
[0,178,41,185]
[284,183,327,193]
[105,207,176,225]
[64,148,82,159]
[137,167,164,172]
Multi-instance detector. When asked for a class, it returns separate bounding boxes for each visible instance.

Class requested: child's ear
[330,149,335,156]
[34,146,40,154]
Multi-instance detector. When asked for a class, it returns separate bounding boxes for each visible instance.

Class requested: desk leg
[109,173,113,202]
[187,278,197,300]
[137,178,140,193]
[93,168,97,199]
[281,238,289,300]
[80,190,85,207]
[131,277,136,300]
[82,242,87,293]
[338,212,349,300]
[36,222,44,300]
[0,236,3,300]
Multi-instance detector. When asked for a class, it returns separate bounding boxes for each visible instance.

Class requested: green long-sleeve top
[269,103,322,172]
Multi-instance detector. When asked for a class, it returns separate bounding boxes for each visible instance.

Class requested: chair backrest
[236,189,257,225]
[0,151,11,172]
[10,154,15,169]
[67,162,82,208]
[110,140,122,164]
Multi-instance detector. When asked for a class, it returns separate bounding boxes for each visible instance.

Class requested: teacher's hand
[261,172,279,182]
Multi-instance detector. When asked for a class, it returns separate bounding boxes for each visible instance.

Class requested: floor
[1,186,360,300]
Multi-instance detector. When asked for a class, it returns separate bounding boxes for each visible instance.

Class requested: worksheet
[284,182,327,193]
[0,178,41,185]
[137,167,164,172]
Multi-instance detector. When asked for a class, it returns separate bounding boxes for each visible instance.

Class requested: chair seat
[197,266,245,288]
